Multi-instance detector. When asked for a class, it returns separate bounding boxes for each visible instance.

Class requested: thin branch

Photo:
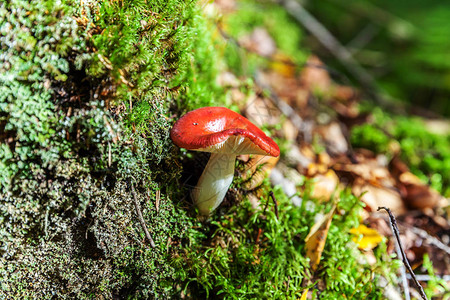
[407,274,450,282]
[390,218,411,300]
[378,207,428,300]
[130,181,156,248]
[269,191,279,220]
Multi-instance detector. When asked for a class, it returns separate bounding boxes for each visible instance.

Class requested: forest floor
[209,0,449,298]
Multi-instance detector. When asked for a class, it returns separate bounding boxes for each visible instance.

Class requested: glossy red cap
[170,107,280,156]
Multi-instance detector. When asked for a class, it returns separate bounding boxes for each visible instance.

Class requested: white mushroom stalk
[192,153,236,215]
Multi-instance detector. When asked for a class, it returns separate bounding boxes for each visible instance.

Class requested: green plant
[422,254,450,299]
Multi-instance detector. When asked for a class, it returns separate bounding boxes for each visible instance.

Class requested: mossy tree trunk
[0,0,220,298]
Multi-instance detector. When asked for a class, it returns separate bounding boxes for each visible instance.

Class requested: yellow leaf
[300,288,309,300]
[350,224,383,250]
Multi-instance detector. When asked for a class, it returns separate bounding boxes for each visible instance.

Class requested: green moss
[422,254,450,298]
[0,0,80,187]
[174,185,392,299]
[1,0,223,298]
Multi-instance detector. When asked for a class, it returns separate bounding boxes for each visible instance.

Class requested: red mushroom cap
[170,107,280,156]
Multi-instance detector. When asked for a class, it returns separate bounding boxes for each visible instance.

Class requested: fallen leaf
[306,162,328,177]
[390,157,442,210]
[300,56,331,94]
[239,27,276,57]
[350,224,383,251]
[333,86,357,102]
[261,71,308,111]
[309,169,340,201]
[353,183,406,215]
[315,122,349,155]
[281,119,298,141]
[300,289,309,300]
[305,204,337,270]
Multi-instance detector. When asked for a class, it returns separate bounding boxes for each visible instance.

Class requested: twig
[406,274,450,282]
[255,227,263,244]
[269,191,279,220]
[155,189,160,214]
[130,181,156,248]
[389,218,411,300]
[346,23,380,55]
[263,191,279,219]
[377,207,428,300]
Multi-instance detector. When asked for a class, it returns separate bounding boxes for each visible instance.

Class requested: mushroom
[170,107,280,215]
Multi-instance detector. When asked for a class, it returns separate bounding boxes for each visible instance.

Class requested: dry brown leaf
[306,162,327,177]
[353,183,406,215]
[315,122,349,155]
[281,119,298,141]
[391,157,442,210]
[333,86,357,102]
[309,170,340,201]
[402,182,442,210]
[239,27,276,57]
[300,56,331,94]
[318,151,331,166]
[261,71,308,111]
[333,152,395,188]
[300,145,316,161]
[305,204,337,270]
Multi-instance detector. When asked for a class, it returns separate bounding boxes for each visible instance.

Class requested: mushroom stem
[192,153,236,215]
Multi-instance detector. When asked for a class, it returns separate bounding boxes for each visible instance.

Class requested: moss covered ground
[1,0,447,299]
[1,0,220,298]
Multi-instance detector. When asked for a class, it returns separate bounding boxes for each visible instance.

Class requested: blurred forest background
[306,0,450,116]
